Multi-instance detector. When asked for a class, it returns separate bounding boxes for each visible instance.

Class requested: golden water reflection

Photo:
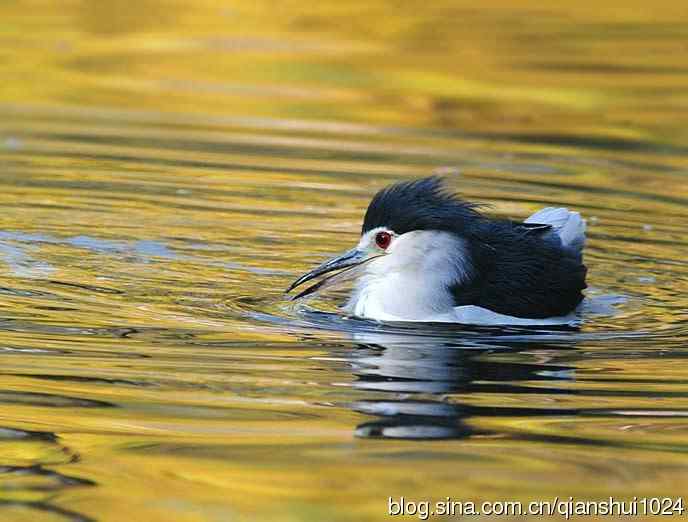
[0,2,687,521]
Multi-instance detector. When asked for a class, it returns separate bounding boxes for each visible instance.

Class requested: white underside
[346,303,581,326]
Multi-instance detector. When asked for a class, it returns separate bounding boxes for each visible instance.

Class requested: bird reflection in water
[344,329,577,440]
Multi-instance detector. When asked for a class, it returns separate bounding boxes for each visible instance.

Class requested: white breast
[344,230,471,321]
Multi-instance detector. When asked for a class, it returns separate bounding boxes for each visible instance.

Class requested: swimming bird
[286,177,587,325]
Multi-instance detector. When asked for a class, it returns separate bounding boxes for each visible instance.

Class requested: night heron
[286,177,587,325]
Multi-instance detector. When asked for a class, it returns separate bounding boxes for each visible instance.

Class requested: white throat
[344,230,472,321]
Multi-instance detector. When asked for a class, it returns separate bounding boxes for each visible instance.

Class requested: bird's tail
[525,207,586,253]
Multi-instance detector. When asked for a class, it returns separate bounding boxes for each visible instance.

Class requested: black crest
[362,177,482,235]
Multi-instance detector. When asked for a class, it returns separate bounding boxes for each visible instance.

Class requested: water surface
[1,3,688,521]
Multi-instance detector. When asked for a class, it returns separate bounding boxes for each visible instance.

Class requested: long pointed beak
[286,247,368,299]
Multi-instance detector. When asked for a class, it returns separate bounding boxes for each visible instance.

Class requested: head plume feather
[362,176,483,235]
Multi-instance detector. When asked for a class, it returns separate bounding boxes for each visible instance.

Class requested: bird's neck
[344,274,453,321]
[344,234,472,321]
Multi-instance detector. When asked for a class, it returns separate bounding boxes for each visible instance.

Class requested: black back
[453,219,587,318]
[364,177,587,319]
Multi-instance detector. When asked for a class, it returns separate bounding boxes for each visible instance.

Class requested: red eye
[375,231,392,250]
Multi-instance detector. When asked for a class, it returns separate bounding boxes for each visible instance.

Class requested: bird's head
[286,177,482,301]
